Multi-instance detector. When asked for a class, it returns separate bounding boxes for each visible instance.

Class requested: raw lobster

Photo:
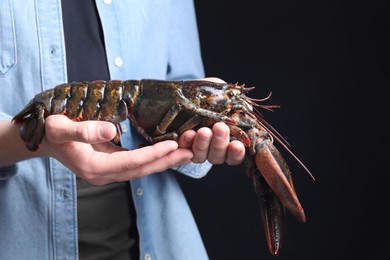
[12,79,314,254]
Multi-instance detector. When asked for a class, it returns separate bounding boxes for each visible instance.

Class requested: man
[0,0,245,259]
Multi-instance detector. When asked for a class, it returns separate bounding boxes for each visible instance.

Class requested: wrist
[0,120,42,167]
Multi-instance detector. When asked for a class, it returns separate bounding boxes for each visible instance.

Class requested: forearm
[0,120,41,167]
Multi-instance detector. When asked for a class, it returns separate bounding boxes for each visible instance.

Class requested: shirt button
[103,0,112,4]
[49,45,56,57]
[120,123,128,133]
[114,56,123,67]
[144,253,152,260]
[136,188,143,196]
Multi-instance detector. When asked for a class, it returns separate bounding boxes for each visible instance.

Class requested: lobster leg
[182,101,236,125]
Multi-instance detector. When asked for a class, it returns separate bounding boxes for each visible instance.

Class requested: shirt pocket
[0,0,17,77]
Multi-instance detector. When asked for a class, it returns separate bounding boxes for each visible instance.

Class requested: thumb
[45,115,117,144]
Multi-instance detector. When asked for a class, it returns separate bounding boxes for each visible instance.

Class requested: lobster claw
[255,139,306,223]
[249,138,306,254]
[252,172,285,255]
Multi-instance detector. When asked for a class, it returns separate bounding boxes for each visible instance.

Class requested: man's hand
[41,115,194,186]
[178,122,245,166]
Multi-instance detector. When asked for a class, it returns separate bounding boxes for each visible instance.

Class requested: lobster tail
[13,102,46,151]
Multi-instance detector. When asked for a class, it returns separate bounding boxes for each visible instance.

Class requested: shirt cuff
[0,112,12,120]
[0,112,18,175]
[172,161,213,179]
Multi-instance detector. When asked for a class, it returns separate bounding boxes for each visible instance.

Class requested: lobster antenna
[246,90,273,102]
[243,90,290,146]
[250,102,280,112]
[253,107,291,147]
[270,131,316,181]
[254,113,315,181]
[242,84,314,180]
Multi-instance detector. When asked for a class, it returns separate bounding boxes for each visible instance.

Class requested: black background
[177,1,389,259]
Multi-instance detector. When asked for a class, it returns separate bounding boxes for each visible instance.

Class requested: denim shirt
[0,0,211,259]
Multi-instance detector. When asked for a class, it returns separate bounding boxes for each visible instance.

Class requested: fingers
[89,141,181,173]
[207,122,230,164]
[177,130,196,149]
[191,127,213,163]
[45,115,117,144]
[226,140,246,165]
[86,141,193,185]
[179,122,246,165]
